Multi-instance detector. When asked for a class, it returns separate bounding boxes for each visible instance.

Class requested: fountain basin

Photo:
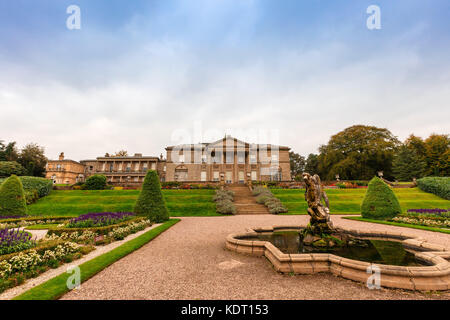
[226,225,450,291]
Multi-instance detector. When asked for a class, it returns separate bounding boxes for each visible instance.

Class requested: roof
[166,136,290,150]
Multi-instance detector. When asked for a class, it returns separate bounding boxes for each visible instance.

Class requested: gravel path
[0,223,161,300]
[62,215,450,300]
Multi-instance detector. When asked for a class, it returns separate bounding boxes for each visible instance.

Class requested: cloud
[0,1,449,160]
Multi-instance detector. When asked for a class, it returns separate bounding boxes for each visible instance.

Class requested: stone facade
[47,137,291,185]
[165,136,291,183]
[45,152,85,184]
[81,153,166,185]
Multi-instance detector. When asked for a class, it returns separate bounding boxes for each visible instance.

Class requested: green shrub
[416,177,450,200]
[213,189,236,214]
[252,186,287,214]
[134,170,169,222]
[361,177,401,220]
[0,175,28,216]
[0,161,25,177]
[85,175,107,190]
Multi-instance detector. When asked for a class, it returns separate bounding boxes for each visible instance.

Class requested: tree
[0,161,25,177]
[304,154,319,175]
[423,134,449,176]
[0,140,19,161]
[114,150,128,157]
[17,143,48,177]
[361,177,401,220]
[317,125,400,180]
[289,151,305,180]
[0,175,27,216]
[392,145,426,181]
[134,170,169,222]
[85,174,107,190]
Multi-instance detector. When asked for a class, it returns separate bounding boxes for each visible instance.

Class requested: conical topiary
[0,175,27,217]
[134,170,169,222]
[361,177,401,220]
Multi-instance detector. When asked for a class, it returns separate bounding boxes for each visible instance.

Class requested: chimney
[59,152,65,161]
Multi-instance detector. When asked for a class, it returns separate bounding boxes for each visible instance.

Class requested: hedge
[0,176,52,199]
[361,177,402,220]
[416,177,450,200]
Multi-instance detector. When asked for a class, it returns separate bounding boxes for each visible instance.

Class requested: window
[226,172,232,184]
[151,163,156,170]
[201,171,207,182]
[250,154,257,163]
[179,154,185,163]
[251,171,257,181]
[213,171,219,182]
[201,154,207,163]
[271,154,278,162]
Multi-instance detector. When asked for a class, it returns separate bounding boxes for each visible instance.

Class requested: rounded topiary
[361,177,401,220]
[0,175,27,216]
[85,174,107,190]
[134,170,169,222]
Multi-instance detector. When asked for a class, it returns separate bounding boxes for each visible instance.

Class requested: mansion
[45,136,291,185]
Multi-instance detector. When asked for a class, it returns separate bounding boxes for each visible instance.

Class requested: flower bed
[161,182,218,190]
[406,208,449,217]
[0,240,94,293]
[0,217,70,230]
[391,216,450,228]
[252,186,288,214]
[46,217,152,244]
[0,229,35,255]
[66,212,135,228]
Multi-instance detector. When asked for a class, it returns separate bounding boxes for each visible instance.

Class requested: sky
[0,0,449,161]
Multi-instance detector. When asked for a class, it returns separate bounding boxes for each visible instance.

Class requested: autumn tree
[17,143,48,177]
[289,151,305,180]
[304,153,319,175]
[317,125,400,180]
[392,145,426,181]
[423,134,449,176]
[0,140,19,161]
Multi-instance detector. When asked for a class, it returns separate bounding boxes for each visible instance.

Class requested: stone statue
[302,173,334,235]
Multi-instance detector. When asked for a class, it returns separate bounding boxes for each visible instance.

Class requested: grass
[271,188,449,215]
[27,189,218,217]
[14,218,180,300]
[343,216,450,234]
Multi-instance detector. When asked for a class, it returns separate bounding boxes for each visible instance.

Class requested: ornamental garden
[0,129,449,299]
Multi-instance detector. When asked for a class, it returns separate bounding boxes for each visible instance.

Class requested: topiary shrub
[134,170,169,222]
[361,177,401,220]
[85,175,107,190]
[0,161,25,177]
[0,175,27,217]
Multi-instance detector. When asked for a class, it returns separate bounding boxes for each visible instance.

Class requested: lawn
[271,188,449,215]
[27,189,218,217]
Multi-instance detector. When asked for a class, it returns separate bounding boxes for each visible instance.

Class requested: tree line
[0,140,47,177]
[290,125,449,182]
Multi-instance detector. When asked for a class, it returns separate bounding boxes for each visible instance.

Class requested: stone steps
[228,185,269,215]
